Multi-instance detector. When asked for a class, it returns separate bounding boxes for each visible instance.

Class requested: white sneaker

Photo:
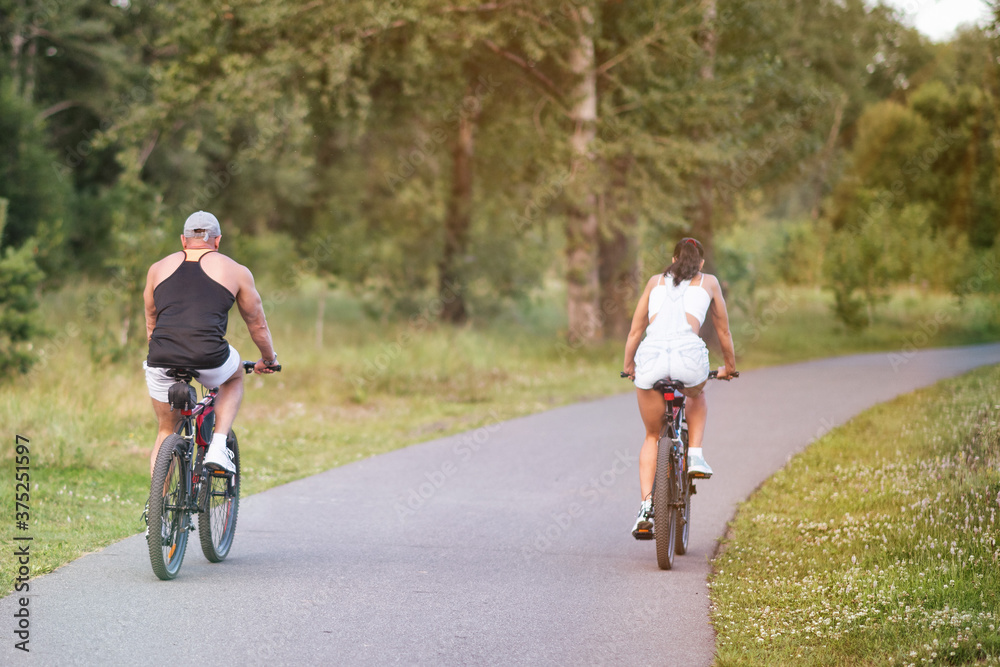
[688,451,713,478]
[204,442,235,474]
[631,499,654,540]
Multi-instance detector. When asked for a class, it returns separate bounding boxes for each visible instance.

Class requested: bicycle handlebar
[243,360,282,374]
[619,370,739,380]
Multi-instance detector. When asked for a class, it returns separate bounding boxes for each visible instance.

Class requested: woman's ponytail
[664,237,704,286]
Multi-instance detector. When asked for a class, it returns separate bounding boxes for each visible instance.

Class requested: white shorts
[633,333,709,391]
[143,345,241,403]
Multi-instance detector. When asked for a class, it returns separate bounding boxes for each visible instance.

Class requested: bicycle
[623,369,737,570]
[146,360,280,580]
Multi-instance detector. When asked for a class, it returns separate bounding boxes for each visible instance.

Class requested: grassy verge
[1,280,999,596]
[710,365,1000,666]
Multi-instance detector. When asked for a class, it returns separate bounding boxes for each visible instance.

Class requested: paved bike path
[5,344,1000,666]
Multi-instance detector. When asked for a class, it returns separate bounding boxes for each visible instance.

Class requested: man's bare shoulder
[204,252,252,277]
[201,252,253,294]
[148,252,185,280]
[150,251,185,268]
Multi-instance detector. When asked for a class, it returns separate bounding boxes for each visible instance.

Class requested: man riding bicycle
[143,211,278,476]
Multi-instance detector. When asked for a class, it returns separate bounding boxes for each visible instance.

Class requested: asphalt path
[5,344,1000,666]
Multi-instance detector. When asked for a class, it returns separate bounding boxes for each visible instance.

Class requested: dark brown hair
[664,237,704,286]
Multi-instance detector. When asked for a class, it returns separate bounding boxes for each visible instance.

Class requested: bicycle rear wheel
[199,430,240,562]
[676,428,691,555]
[654,436,679,570]
[147,434,189,580]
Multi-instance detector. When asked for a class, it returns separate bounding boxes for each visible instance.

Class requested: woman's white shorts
[633,334,709,390]
[143,345,241,403]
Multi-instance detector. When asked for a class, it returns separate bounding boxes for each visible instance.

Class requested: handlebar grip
[243,361,282,373]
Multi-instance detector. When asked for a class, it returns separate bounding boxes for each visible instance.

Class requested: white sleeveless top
[647,274,711,335]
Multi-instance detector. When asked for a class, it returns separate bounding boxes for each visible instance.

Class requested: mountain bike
[623,369,737,570]
[146,360,280,580]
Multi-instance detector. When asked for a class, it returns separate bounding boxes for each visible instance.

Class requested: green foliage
[0,230,46,375]
[774,220,826,286]
[823,217,887,330]
[0,0,995,337]
[0,81,72,259]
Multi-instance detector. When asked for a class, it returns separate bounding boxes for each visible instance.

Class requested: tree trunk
[565,4,601,345]
[438,79,480,324]
[598,156,638,342]
[811,94,846,220]
[316,284,325,349]
[22,28,37,104]
[687,0,717,269]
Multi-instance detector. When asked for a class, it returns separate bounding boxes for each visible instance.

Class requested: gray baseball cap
[183,211,221,240]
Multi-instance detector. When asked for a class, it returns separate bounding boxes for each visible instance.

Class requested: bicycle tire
[198,430,240,562]
[147,434,189,580]
[654,436,678,570]
[676,427,691,555]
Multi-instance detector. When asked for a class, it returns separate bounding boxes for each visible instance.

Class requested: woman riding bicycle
[622,237,737,538]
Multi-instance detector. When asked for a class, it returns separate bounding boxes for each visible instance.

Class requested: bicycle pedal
[689,472,712,479]
[632,529,654,541]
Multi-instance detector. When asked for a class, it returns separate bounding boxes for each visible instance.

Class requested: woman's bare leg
[685,390,707,450]
[636,388,666,500]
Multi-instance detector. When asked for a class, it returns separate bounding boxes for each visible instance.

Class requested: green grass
[710,365,1000,666]
[726,285,1000,369]
[1,279,999,597]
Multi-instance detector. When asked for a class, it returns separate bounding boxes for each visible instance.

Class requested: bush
[0,201,46,374]
[823,216,889,330]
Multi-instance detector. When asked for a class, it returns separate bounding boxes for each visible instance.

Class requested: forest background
[3,0,1000,371]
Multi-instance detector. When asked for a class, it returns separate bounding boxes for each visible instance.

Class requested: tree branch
[481,38,560,98]
[437,3,514,13]
[137,130,160,172]
[596,23,669,77]
[38,99,80,120]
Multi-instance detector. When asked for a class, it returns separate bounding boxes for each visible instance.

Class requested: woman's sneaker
[688,450,713,478]
[631,499,654,540]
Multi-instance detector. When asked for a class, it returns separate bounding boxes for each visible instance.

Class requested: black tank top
[146,252,236,369]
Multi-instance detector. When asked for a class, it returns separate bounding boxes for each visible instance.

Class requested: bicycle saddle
[165,368,200,382]
[653,378,687,393]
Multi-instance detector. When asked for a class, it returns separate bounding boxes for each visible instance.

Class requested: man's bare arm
[235,265,276,362]
[143,264,159,342]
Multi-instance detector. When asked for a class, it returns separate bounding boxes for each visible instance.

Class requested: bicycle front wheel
[654,436,679,570]
[147,434,189,580]
[199,430,240,562]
